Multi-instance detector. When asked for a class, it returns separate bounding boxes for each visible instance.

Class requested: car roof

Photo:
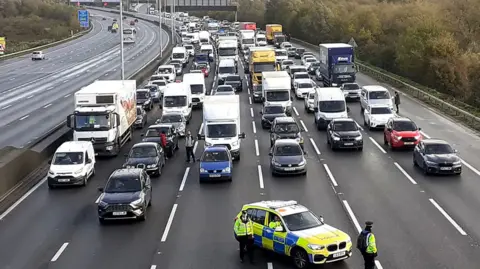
[205,145,229,152]
[274,139,301,146]
[289,65,306,69]
[362,85,388,92]
[369,104,392,108]
[331,118,355,123]
[282,60,293,63]
[247,200,308,216]
[110,168,143,178]
[162,112,183,116]
[136,89,149,92]
[56,141,92,152]
[149,124,172,128]
[294,72,309,76]
[422,139,449,145]
[391,117,413,122]
[295,79,313,84]
[264,103,283,108]
[132,142,158,148]
[274,116,296,123]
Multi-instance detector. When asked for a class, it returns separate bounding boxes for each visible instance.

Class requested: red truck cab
[384,117,422,149]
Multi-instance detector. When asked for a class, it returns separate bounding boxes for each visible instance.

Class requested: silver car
[304,89,316,113]
[360,85,394,113]
[156,113,187,136]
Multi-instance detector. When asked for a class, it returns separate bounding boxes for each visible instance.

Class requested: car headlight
[453,161,462,165]
[48,170,55,175]
[308,244,325,250]
[273,161,281,166]
[98,201,108,208]
[200,168,206,173]
[73,168,83,175]
[355,135,363,141]
[296,137,304,143]
[414,135,421,140]
[333,135,340,141]
[130,198,144,206]
[331,83,338,87]
[394,135,402,140]
[222,167,231,173]
[178,125,185,130]
[205,142,213,147]
[147,164,157,168]
[232,140,239,147]
[298,159,306,166]
[425,161,437,166]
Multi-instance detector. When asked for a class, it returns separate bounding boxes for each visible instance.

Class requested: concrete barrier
[0,9,176,214]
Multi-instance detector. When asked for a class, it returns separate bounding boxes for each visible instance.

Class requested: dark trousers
[363,253,376,269]
[395,104,399,113]
[186,146,195,162]
[238,235,254,262]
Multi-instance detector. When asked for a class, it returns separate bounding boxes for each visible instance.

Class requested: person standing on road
[357,221,378,269]
[160,130,168,160]
[185,130,195,163]
[234,210,255,264]
[394,91,401,113]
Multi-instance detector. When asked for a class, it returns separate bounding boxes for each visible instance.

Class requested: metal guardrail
[0,25,93,61]
[291,37,480,132]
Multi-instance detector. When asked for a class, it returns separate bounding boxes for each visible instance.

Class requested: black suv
[269,117,304,149]
[413,139,462,175]
[136,89,153,111]
[141,124,179,157]
[294,48,305,59]
[123,142,165,176]
[327,118,363,151]
[134,107,147,129]
[260,104,286,129]
[223,75,243,92]
[252,84,263,103]
[97,168,152,224]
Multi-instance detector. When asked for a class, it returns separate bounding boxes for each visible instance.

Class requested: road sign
[0,37,5,55]
[348,37,358,48]
[78,10,89,28]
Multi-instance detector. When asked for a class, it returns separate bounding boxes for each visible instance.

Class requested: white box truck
[66,80,137,156]
[262,71,293,115]
[218,40,238,63]
[239,30,255,52]
[183,73,206,108]
[199,95,246,160]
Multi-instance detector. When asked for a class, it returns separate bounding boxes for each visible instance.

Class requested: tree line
[0,0,82,53]
[192,0,480,111]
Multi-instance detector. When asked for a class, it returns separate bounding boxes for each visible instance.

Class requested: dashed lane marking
[161,204,178,242]
[293,107,299,116]
[250,107,254,118]
[179,167,190,192]
[429,198,467,236]
[252,121,256,134]
[309,138,321,155]
[394,162,417,184]
[255,139,259,156]
[369,137,387,154]
[257,165,264,189]
[51,242,69,262]
[299,120,308,132]
[323,164,338,187]
[43,104,52,109]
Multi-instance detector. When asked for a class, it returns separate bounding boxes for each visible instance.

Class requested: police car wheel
[292,248,308,268]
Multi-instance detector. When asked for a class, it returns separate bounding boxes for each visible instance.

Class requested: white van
[162,82,192,122]
[183,72,206,108]
[156,65,176,82]
[217,59,237,84]
[172,47,188,67]
[313,87,349,130]
[47,141,96,188]
[200,44,214,61]
[360,85,393,112]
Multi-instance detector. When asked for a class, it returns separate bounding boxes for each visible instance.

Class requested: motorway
[1,22,480,269]
[0,9,169,149]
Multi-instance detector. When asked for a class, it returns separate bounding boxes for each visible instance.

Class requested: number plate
[284,168,295,171]
[58,178,70,182]
[112,211,127,216]
[209,174,221,177]
[333,251,345,258]
[404,142,414,145]
[440,167,452,170]
[344,143,353,146]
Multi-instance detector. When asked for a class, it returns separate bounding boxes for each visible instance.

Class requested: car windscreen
[282,61,293,66]
[53,152,84,165]
[274,123,299,133]
[282,211,322,231]
[218,48,236,56]
[294,73,309,79]
[152,81,166,86]
[225,76,240,81]
[164,96,187,107]
[253,85,262,92]
[298,83,313,88]
[296,48,305,53]
[333,121,358,131]
[369,91,389,99]
[425,144,454,154]
[130,146,158,158]
[216,86,233,92]
[202,150,229,162]
[274,144,302,156]
[158,67,173,74]
[207,123,237,138]
[189,84,203,94]
[393,121,417,131]
[184,45,193,49]
[160,114,182,123]
[219,66,235,74]
[104,176,141,193]
[371,107,392,114]
[319,101,346,113]
[264,106,284,114]
[343,83,360,90]
[306,58,316,62]
[266,91,289,101]
[145,127,169,136]
[275,51,287,57]
[136,91,148,99]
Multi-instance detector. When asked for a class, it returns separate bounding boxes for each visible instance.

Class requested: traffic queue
[43,12,460,269]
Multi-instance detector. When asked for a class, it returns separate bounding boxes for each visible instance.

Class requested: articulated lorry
[198,95,246,160]
[318,43,356,87]
[67,80,137,156]
[245,47,276,88]
[266,24,282,44]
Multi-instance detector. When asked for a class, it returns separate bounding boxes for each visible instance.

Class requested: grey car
[134,107,147,129]
[269,139,307,176]
[156,113,187,136]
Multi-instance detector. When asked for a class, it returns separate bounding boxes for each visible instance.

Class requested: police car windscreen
[282,211,323,231]
[53,152,84,165]
[207,124,236,138]
[164,96,187,107]
[202,151,229,162]
[104,176,141,193]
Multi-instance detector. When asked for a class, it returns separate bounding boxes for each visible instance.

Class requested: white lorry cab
[218,40,238,63]
[156,65,176,82]
[275,49,288,64]
[313,87,349,130]
[183,72,206,108]
[67,80,137,156]
[262,71,293,115]
[162,82,192,122]
[255,33,267,46]
[199,95,246,160]
[200,44,214,61]
[207,22,219,35]
[217,59,237,84]
[239,30,255,52]
[47,141,96,188]
[172,47,189,67]
[199,31,210,45]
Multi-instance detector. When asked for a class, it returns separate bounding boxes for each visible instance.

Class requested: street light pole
[171,0,175,42]
[119,0,125,80]
[159,0,163,57]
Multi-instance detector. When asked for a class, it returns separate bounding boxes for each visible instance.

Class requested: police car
[235,200,352,268]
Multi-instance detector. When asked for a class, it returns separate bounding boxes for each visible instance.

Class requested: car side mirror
[418,127,422,130]
[387,128,392,132]
[268,152,273,156]
[319,216,324,222]
[140,133,144,136]
[347,107,350,113]
[48,160,52,165]
[314,107,318,112]
[97,187,104,192]
[87,159,92,164]
[197,134,205,140]
[259,111,263,115]
[239,132,246,139]
[454,149,458,153]
[274,226,284,232]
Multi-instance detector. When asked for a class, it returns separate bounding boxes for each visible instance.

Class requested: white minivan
[47,141,96,188]
[172,47,189,67]
[162,82,193,122]
[313,87,349,130]
[183,72,206,108]
[217,59,237,84]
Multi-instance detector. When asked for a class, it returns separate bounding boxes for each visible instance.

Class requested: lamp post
[119,0,125,80]
[171,0,175,43]
[159,0,163,57]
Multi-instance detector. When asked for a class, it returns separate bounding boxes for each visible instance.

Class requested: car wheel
[82,175,88,186]
[148,197,152,207]
[98,218,106,225]
[413,157,418,166]
[358,147,363,151]
[384,135,388,145]
[330,142,335,151]
[423,162,429,175]
[157,166,162,177]
[292,248,309,269]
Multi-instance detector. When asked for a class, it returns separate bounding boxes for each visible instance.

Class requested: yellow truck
[245,47,276,87]
[266,24,282,44]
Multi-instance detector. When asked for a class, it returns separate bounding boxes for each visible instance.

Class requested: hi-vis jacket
[366,233,377,254]
[234,218,253,236]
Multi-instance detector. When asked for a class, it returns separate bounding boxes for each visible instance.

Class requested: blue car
[199,146,233,182]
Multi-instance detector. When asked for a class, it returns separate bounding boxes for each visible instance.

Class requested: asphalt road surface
[0,9,169,149]
[1,32,480,269]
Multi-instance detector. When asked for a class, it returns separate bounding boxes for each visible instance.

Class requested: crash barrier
[291,38,480,132]
[0,8,178,214]
[0,24,93,61]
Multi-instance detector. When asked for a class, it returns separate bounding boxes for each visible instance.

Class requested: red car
[384,117,422,149]
[197,63,209,77]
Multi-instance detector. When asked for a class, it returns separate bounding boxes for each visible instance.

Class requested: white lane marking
[0,104,12,110]
[293,107,299,116]
[249,96,252,105]
[309,138,321,155]
[299,120,308,132]
[323,164,338,187]
[193,141,198,153]
[95,195,101,204]
[150,266,157,269]
[255,139,259,156]
[179,167,190,192]
[19,115,29,121]
[429,198,467,235]
[247,88,251,95]
[420,131,431,138]
[0,177,47,220]
[199,122,204,134]
[250,107,254,118]
[64,94,70,98]
[9,77,15,81]
[51,242,69,262]
[252,121,257,134]
[342,200,362,233]
[257,165,264,189]
[353,120,364,131]
[161,204,178,242]
[394,162,417,184]
[46,86,53,90]
[375,261,384,269]
[267,262,273,269]
[369,137,387,154]
[62,79,69,83]
[104,73,109,76]
[43,104,52,109]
